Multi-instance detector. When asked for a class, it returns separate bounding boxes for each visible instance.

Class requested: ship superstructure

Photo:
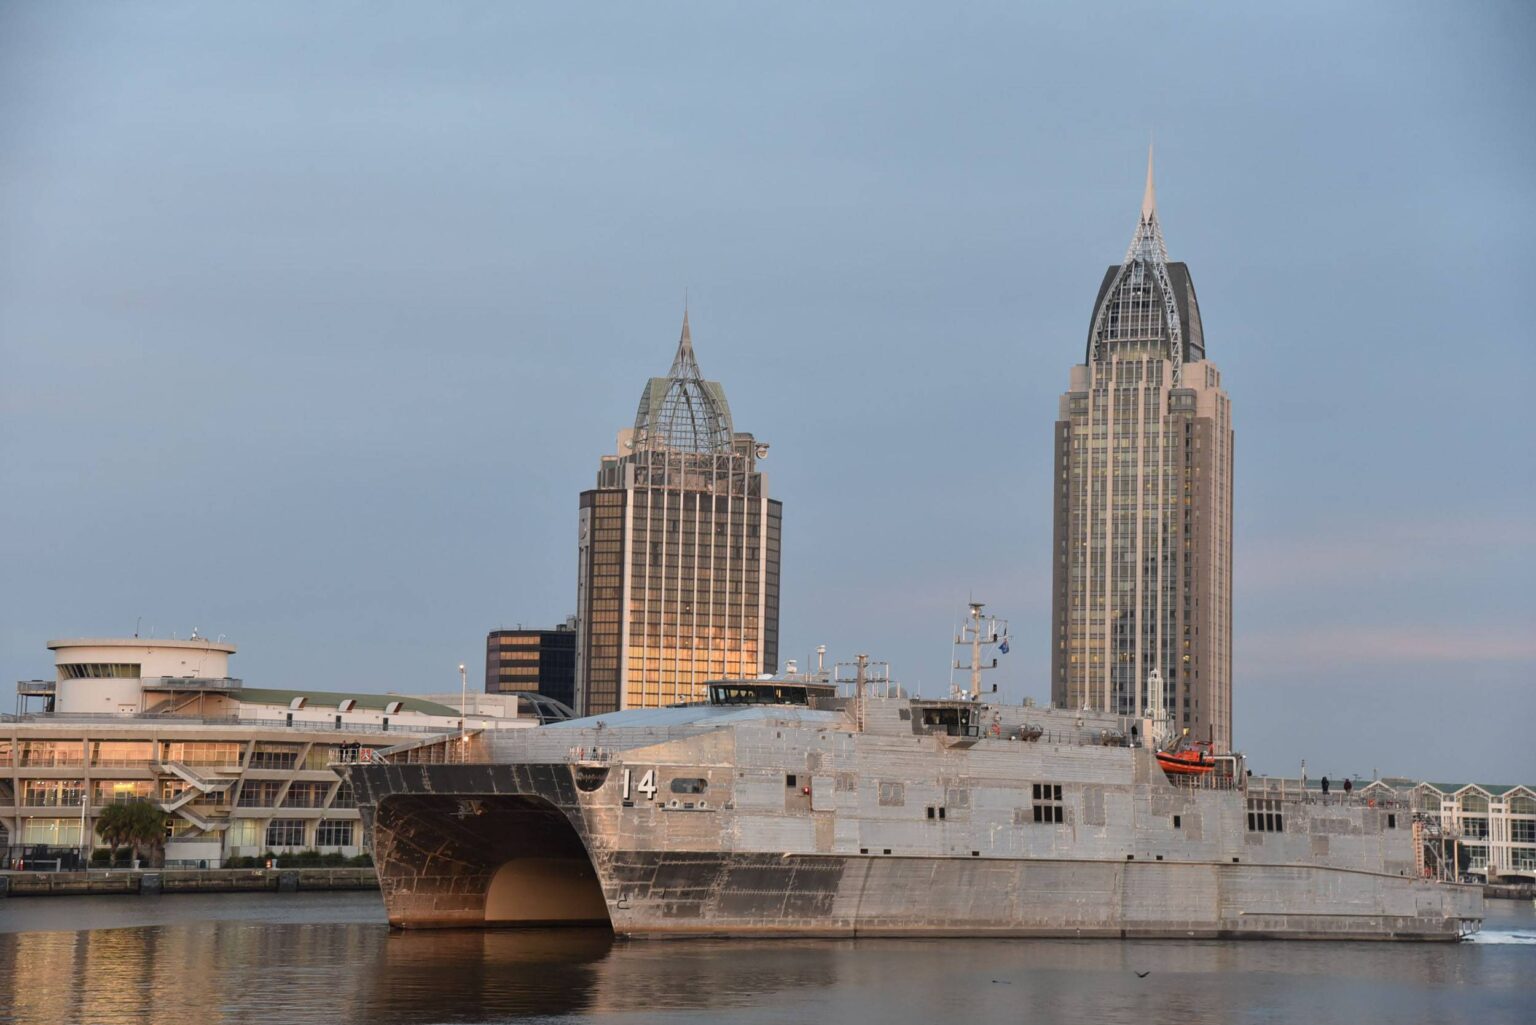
[343,679,1481,940]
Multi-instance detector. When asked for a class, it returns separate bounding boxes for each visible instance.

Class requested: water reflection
[0,896,1531,1025]
[372,929,614,1021]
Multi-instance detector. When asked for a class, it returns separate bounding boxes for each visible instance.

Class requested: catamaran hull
[348,760,1480,942]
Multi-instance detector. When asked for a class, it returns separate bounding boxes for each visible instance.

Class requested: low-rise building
[3,637,540,868]
[1360,778,1536,882]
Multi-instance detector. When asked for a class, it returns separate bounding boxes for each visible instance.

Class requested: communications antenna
[834,655,891,732]
[953,601,1007,700]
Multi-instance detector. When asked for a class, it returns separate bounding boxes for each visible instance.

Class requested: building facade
[1050,152,1234,751]
[3,637,535,867]
[1360,779,1536,882]
[484,621,577,713]
[575,311,782,715]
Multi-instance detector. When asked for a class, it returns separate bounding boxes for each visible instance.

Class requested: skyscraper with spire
[1050,150,1234,751]
[574,310,782,716]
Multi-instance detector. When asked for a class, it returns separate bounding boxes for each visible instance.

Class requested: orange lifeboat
[1155,747,1215,775]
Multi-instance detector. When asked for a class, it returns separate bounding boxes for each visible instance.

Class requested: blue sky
[1,2,1532,781]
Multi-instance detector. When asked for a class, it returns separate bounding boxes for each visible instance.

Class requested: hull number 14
[622,768,657,801]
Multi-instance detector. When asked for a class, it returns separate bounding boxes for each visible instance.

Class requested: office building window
[238,781,282,807]
[248,743,299,770]
[22,779,84,807]
[227,820,262,847]
[316,820,355,847]
[18,741,84,767]
[265,819,306,848]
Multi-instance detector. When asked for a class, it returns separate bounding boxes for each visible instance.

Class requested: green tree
[95,802,135,865]
[97,799,170,867]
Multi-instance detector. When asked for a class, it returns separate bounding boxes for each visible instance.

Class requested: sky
[1,2,1532,782]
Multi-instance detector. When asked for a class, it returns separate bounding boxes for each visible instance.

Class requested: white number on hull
[621,768,658,801]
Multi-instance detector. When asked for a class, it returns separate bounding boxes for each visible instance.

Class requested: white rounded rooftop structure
[48,636,236,682]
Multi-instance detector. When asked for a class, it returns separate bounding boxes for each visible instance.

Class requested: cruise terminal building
[3,637,542,867]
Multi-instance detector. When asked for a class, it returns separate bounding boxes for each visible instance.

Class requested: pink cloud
[1239,625,1536,676]
[1239,518,1536,594]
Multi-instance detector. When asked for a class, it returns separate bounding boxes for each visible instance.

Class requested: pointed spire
[1141,140,1157,221]
[668,304,699,377]
[1125,142,1169,265]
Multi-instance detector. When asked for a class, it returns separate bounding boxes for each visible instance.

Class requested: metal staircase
[155,761,235,829]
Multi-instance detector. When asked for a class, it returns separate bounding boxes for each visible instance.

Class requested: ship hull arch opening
[373,791,610,930]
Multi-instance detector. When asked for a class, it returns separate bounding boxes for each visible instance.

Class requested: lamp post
[458,663,468,764]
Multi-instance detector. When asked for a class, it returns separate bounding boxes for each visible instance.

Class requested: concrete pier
[0,867,378,898]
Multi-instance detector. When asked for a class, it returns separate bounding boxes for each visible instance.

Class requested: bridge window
[917,706,975,737]
[59,663,140,679]
[670,778,708,795]
[710,683,812,706]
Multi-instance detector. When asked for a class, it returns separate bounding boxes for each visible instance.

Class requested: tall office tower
[575,311,781,716]
[1050,151,1234,751]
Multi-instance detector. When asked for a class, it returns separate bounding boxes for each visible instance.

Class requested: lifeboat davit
[1155,747,1215,776]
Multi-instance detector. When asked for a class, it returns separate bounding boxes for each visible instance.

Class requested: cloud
[1239,624,1536,676]
[1239,517,1536,594]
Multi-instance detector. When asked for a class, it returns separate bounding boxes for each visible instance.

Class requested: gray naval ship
[343,624,1481,941]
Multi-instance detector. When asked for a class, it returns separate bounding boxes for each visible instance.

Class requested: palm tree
[95,802,135,866]
[123,800,170,867]
[97,799,170,867]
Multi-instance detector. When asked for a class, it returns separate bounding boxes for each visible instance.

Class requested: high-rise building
[574,311,781,716]
[484,621,577,713]
[1050,151,1234,751]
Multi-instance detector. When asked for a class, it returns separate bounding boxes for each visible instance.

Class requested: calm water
[0,893,1531,1025]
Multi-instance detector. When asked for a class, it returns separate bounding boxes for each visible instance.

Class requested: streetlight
[458,663,468,764]
[79,789,90,871]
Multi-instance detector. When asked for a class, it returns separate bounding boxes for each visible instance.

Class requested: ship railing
[568,747,614,764]
[0,711,459,735]
[1167,773,1244,791]
[362,730,488,765]
[1246,779,1412,808]
[1005,728,1133,747]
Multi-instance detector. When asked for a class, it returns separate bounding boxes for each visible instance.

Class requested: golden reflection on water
[0,897,1531,1025]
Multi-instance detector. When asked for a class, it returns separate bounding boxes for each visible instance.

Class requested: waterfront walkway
[0,866,377,898]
